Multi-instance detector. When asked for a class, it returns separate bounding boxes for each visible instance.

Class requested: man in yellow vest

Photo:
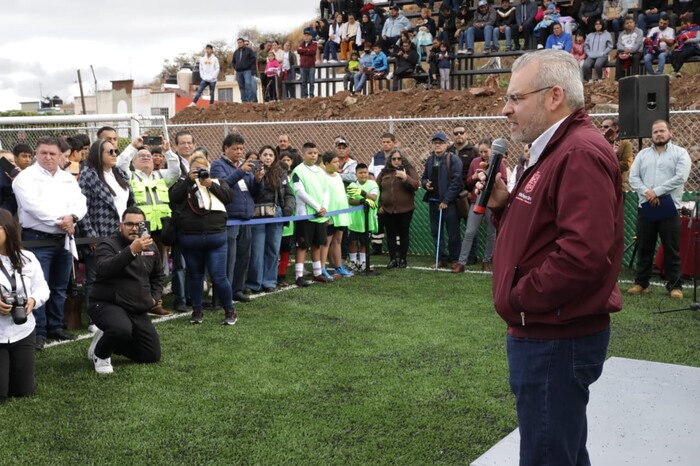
[117,136,181,316]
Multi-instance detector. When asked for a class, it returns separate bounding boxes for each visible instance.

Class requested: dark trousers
[635,210,682,290]
[508,327,610,466]
[513,22,536,50]
[384,211,414,261]
[428,202,462,262]
[0,330,36,401]
[226,224,252,294]
[88,302,161,363]
[615,53,642,80]
[671,48,700,73]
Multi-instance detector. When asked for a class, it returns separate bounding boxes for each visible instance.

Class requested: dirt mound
[171,73,700,124]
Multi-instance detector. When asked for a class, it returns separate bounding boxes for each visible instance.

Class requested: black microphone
[473,138,508,215]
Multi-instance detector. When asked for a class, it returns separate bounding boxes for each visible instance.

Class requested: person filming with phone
[85,207,164,374]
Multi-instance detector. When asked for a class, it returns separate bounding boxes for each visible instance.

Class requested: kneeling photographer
[0,209,49,401]
[169,153,237,326]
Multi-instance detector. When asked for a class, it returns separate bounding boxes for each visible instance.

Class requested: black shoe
[262,286,276,293]
[233,292,250,302]
[387,260,398,269]
[398,259,407,268]
[295,277,311,287]
[36,336,45,351]
[190,309,204,324]
[466,257,478,266]
[243,288,254,295]
[174,302,188,313]
[47,328,77,341]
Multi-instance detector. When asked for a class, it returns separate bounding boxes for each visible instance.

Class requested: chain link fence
[1,112,699,260]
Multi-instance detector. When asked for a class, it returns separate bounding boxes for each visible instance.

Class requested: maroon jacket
[297,40,318,68]
[492,108,624,339]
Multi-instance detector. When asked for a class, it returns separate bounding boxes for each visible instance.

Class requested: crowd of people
[190,0,700,103]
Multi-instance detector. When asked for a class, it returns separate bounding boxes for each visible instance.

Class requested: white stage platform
[472,357,700,466]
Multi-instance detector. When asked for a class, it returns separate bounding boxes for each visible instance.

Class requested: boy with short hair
[291,143,329,286]
[347,163,379,271]
[320,151,354,279]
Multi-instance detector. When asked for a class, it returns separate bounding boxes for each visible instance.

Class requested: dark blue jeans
[179,231,233,311]
[193,80,216,104]
[507,327,610,466]
[225,224,251,294]
[428,202,461,262]
[22,231,72,338]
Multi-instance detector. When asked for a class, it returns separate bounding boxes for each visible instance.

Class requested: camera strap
[0,259,17,292]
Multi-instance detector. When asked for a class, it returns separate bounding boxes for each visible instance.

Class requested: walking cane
[434,205,443,271]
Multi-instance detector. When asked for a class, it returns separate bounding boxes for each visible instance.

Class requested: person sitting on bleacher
[582,19,614,82]
[417,7,438,37]
[670,15,700,77]
[545,22,573,51]
[579,0,604,35]
[466,0,498,54]
[534,0,561,48]
[351,48,374,96]
[391,41,420,91]
[495,0,518,51]
[616,15,645,80]
[637,0,670,34]
[380,5,411,54]
[438,5,459,48]
[514,0,539,50]
[602,0,629,37]
[643,14,675,75]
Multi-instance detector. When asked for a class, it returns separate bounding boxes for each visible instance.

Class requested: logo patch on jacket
[517,170,541,205]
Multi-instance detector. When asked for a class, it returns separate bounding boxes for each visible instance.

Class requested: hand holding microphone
[473,138,510,214]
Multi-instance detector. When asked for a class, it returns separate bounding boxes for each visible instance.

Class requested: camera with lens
[2,290,27,325]
[196,168,210,180]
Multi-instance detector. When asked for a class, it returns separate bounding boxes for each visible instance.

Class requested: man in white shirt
[643,15,675,75]
[12,136,87,349]
[189,44,220,106]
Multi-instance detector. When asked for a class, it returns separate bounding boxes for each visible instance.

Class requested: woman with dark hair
[276,151,298,287]
[377,148,420,268]
[169,153,236,325]
[453,138,507,273]
[0,208,49,402]
[78,139,135,313]
[246,146,294,292]
[360,12,377,48]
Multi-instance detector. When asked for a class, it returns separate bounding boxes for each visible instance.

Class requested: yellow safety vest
[130,172,171,231]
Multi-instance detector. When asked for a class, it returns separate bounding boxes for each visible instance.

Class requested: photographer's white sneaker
[87,328,104,361]
[93,356,113,375]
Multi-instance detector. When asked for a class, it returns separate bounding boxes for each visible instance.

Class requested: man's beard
[653,137,670,148]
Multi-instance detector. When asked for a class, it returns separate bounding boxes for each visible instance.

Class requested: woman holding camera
[78,140,135,317]
[0,208,50,401]
[377,149,420,269]
[169,153,236,325]
[246,146,294,293]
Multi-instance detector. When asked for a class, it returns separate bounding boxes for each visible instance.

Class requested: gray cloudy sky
[0,0,319,111]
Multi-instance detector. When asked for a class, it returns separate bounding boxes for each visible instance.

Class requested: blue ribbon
[225,205,364,226]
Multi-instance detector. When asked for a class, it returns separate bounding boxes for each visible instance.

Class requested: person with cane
[421,132,463,270]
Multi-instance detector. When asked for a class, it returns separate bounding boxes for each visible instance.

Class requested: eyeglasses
[453,131,465,135]
[107,149,117,156]
[601,125,611,129]
[502,86,554,105]
[390,157,402,161]
[122,222,140,229]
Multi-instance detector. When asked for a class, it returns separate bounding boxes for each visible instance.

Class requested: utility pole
[77,70,87,115]
[90,65,99,115]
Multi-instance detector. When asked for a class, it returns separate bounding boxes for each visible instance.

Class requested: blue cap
[431,132,448,142]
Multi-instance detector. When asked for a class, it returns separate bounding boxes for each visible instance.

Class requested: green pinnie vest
[348,180,379,233]
[130,172,171,231]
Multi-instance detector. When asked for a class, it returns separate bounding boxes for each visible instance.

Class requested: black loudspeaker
[618,75,670,139]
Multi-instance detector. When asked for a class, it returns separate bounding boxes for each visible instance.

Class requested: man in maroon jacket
[481,50,624,466]
[297,30,318,98]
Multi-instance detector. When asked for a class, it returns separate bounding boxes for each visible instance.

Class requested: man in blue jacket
[210,133,261,302]
[421,132,463,268]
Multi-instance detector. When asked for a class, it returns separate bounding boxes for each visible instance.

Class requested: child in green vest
[347,163,379,271]
[320,151,353,279]
[291,142,329,286]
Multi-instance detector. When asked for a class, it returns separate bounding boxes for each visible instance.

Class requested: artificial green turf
[1,259,699,465]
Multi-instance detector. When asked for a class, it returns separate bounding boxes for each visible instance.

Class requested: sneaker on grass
[223,309,238,326]
[93,356,113,374]
[190,309,204,324]
[335,265,354,277]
